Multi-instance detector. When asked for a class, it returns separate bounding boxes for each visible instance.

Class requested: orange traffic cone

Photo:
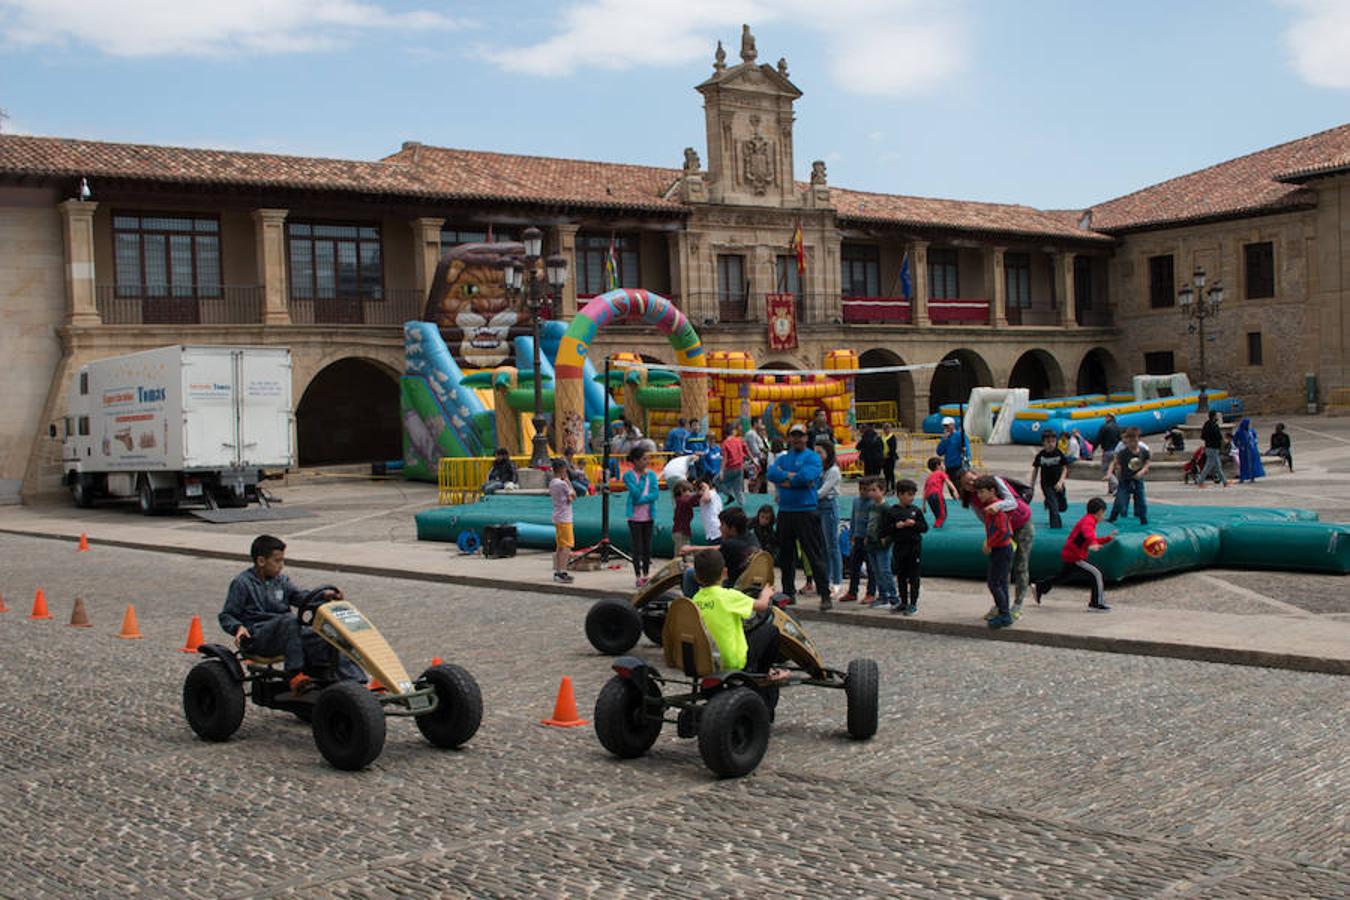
[178,615,204,652]
[117,604,143,639]
[0,592,8,612]
[68,597,92,628]
[30,588,52,620]
[77,532,90,552]
[541,675,588,728]
[431,656,444,667]
[367,678,386,692]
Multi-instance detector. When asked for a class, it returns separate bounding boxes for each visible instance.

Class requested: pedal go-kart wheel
[585,599,642,655]
[183,660,245,742]
[415,664,483,749]
[845,658,879,740]
[698,687,770,778]
[640,596,673,646]
[594,676,663,759]
[311,681,387,771]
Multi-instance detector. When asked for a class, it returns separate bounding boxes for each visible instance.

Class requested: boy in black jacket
[886,479,929,615]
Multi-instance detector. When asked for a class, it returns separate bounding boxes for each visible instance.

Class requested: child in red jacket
[975,476,1015,629]
[1033,497,1115,610]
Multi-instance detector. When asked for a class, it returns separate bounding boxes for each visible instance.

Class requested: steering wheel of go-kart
[297,585,341,626]
[743,594,792,633]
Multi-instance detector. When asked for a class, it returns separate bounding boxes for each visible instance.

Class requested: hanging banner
[766,293,798,351]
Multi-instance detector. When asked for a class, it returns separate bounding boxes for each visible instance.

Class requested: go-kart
[584,551,777,654]
[182,586,483,771]
[594,594,879,778]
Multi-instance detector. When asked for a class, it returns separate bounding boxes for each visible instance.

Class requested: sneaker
[987,612,1015,629]
[1011,603,1023,621]
[889,602,905,613]
[287,671,314,695]
[804,579,815,592]
[553,571,574,584]
[863,594,877,605]
[819,599,833,612]
[1088,601,1112,611]
[902,604,917,617]
[635,576,648,588]
[838,592,858,604]
[984,605,999,621]
[1033,583,1044,604]
[868,598,892,609]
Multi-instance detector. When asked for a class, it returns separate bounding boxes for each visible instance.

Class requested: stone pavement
[0,535,1345,896]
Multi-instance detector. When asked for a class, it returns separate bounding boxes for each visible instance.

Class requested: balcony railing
[96,285,262,325]
[928,297,990,325]
[842,296,911,324]
[288,289,426,325]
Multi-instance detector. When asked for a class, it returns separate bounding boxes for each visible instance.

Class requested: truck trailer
[59,346,293,513]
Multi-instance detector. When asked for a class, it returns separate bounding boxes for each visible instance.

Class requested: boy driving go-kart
[218,535,364,693]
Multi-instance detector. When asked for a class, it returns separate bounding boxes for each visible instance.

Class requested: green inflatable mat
[416,494,1346,580]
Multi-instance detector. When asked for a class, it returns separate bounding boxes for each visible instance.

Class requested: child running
[975,475,1015,629]
[1029,430,1070,529]
[621,446,659,587]
[1107,427,1151,526]
[1034,497,1115,611]
[886,479,928,614]
[923,456,959,528]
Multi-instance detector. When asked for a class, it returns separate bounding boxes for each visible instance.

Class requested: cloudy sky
[1,0,1346,208]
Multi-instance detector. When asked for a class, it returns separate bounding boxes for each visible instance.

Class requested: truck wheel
[698,687,770,778]
[585,599,642,655]
[183,660,245,741]
[845,658,880,740]
[594,676,663,759]
[71,475,94,508]
[415,664,483,749]
[137,476,156,515]
[312,681,386,770]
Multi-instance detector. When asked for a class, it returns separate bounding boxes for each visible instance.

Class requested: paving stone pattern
[0,534,1344,897]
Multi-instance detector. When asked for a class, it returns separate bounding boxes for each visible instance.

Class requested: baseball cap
[941,416,956,426]
[787,423,807,435]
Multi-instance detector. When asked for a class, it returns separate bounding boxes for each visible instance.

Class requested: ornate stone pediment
[743,132,773,195]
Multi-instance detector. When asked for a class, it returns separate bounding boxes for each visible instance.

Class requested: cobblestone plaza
[0,530,1345,897]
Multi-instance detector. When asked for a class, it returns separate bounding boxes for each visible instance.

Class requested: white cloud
[1282,0,1350,89]
[480,0,966,96]
[0,0,461,58]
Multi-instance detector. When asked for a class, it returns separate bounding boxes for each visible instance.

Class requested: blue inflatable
[1007,391,1242,445]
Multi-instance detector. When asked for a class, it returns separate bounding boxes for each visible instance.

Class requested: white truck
[59,346,294,513]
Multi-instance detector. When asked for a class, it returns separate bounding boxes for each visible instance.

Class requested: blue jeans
[1109,478,1148,524]
[817,499,842,585]
[987,545,1013,615]
[867,546,897,603]
[720,467,745,507]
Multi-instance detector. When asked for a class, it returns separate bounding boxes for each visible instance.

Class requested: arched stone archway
[761,360,799,370]
[1075,346,1124,395]
[857,348,917,429]
[1008,349,1066,400]
[296,357,400,466]
[928,349,993,413]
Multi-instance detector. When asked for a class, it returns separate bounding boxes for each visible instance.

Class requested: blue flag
[899,251,912,301]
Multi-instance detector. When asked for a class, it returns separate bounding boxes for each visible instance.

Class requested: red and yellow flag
[791,221,806,276]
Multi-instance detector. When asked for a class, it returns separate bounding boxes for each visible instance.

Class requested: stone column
[253,209,290,325]
[1057,251,1077,328]
[910,240,929,327]
[58,200,100,326]
[553,224,580,317]
[410,217,445,300]
[988,246,1007,327]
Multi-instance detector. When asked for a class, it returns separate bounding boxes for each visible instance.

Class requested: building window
[1004,252,1031,309]
[1245,242,1274,299]
[1074,256,1093,309]
[287,222,383,301]
[717,254,747,320]
[775,255,805,320]
[1247,331,1263,366]
[112,214,221,299]
[439,225,518,254]
[79,372,88,395]
[77,416,90,436]
[574,233,639,295]
[841,243,880,297]
[928,248,959,299]
[1148,254,1174,308]
[1143,350,1175,375]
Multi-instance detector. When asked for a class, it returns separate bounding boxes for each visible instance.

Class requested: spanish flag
[605,232,619,290]
[791,221,806,276]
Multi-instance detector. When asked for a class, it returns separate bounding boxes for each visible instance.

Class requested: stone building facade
[0,27,1345,503]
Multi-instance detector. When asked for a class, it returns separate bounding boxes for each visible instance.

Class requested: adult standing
[719,423,748,507]
[807,409,835,448]
[857,425,885,478]
[1096,413,1121,495]
[815,441,844,595]
[960,469,1035,617]
[663,418,689,455]
[881,423,899,494]
[1233,418,1266,483]
[767,424,832,611]
[935,416,970,480]
[1197,409,1229,488]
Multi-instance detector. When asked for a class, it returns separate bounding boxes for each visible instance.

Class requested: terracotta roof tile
[832,187,1110,242]
[1088,123,1350,232]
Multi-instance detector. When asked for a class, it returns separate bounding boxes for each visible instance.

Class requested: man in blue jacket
[663,417,689,455]
[767,423,832,610]
[935,416,970,478]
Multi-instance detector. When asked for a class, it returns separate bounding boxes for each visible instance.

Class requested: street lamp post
[502,226,568,469]
[1177,266,1224,414]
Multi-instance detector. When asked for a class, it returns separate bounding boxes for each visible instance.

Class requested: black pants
[892,543,922,607]
[627,518,653,577]
[776,509,830,603]
[1043,485,1067,529]
[884,459,897,494]
[247,614,363,681]
[847,537,873,596]
[987,545,1013,615]
[1035,559,1105,607]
